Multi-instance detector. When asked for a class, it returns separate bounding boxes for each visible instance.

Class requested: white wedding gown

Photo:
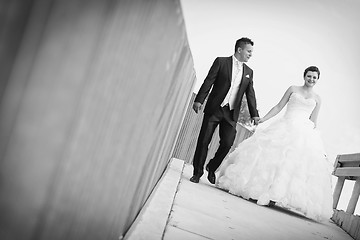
[217,92,333,221]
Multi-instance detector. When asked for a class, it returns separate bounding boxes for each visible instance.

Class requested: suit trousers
[192,105,237,176]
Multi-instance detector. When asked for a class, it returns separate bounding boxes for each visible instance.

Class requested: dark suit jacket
[194,56,259,123]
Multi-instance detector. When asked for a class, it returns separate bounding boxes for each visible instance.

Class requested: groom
[190,37,260,184]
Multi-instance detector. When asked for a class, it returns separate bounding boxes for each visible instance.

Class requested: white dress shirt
[221,55,243,109]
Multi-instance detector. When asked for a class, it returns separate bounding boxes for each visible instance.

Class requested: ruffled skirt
[217,117,333,221]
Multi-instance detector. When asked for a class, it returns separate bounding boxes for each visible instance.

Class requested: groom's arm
[245,71,259,118]
[194,57,220,104]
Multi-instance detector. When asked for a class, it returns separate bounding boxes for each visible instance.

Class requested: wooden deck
[125,158,355,240]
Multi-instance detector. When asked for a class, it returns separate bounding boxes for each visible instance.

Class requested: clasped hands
[252,117,261,125]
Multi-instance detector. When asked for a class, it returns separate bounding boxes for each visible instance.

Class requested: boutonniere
[245,74,250,78]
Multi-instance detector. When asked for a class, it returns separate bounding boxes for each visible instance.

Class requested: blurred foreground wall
[0,0,196,239]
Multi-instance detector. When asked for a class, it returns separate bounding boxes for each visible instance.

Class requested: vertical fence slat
[346,178,360,214]
[333,176,346,209]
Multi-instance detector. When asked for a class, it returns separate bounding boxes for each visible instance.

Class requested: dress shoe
[190,174,201,183]
[268,200,276,207]
[206,165,216,184]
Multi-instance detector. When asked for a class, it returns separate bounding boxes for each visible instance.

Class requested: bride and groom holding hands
[190,37,333,221]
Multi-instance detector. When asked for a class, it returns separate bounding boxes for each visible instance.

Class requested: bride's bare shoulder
[288,85,301,92]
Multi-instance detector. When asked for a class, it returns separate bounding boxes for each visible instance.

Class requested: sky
[180,0,360,214]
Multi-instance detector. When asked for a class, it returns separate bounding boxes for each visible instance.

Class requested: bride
[217,66,333,221]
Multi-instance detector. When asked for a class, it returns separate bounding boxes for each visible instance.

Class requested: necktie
[228,61,242,109]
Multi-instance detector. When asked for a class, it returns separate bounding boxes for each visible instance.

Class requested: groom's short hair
[235,37,254,52]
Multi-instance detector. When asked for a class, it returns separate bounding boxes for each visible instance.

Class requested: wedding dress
[217,92,333,221]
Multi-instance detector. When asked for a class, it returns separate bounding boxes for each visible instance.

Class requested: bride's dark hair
[304,66,320,79]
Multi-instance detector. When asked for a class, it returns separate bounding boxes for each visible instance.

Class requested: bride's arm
[310,95,321,128]
[259,86,294,123]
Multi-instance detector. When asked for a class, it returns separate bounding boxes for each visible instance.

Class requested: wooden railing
[332,153,360,240]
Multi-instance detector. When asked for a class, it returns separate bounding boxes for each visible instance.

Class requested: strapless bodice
[284,92,316,120]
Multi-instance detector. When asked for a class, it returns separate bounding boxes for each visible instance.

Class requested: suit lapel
[241,64,249,85]
[226,56,232,82]
[237,64,249,97]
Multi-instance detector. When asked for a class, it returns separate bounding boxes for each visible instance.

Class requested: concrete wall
[0,0,195,239]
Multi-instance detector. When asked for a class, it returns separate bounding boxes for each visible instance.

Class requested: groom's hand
[193,102,202,113]
[252,117,260,125]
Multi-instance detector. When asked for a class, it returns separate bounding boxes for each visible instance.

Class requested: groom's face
[238,44,253,62]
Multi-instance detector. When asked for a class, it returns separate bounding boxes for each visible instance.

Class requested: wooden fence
[332,153,360,240]
[172,93,253,165]
[0,0,195,239]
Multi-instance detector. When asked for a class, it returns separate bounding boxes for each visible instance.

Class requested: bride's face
[304,71,319,87]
